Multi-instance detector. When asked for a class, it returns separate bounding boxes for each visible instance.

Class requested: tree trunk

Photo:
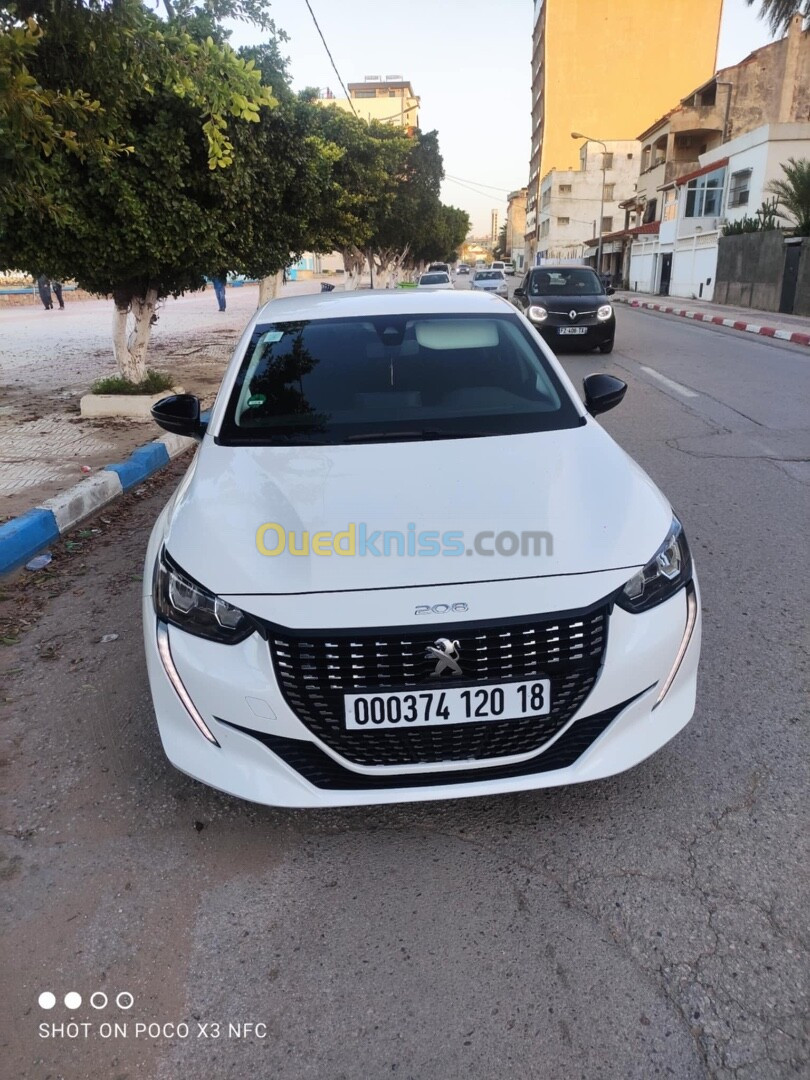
[112,286,159,384]
[342,246,365,291]
[258,272,284,306]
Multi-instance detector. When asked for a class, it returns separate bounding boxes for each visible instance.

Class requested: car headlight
[597,304,613,321]
[616,517,692,613]
[528,304,548,322]
[154,548,255,644]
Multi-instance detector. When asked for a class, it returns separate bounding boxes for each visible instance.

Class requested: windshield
[529,268,603,295]
[218,313,583,445]
[419,273,449,285]
[475,271,503,281]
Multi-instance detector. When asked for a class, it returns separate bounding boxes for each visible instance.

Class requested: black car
[512,266,615,353]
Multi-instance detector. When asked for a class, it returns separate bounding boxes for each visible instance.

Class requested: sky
[227,0,779,236]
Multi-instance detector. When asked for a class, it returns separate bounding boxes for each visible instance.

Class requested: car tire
[599,340,614,354]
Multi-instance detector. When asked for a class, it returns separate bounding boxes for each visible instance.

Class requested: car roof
[254,289,508,322]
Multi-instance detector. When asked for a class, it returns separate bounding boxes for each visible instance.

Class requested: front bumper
[142,575,701,808]
[536,318,615,348]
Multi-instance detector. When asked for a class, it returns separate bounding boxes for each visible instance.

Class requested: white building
[537,140,640,266]
[629,122,810,298]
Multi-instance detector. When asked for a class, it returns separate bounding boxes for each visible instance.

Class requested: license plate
[558,326,588,335]
[344,679,551,730]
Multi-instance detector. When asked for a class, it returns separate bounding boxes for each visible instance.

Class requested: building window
[663,188,677,221]
[684,167,726,217]
[602,152,613,170]
[354,90,376,98]
[603,184,615,201]
[540,220,550,237]
[601,215,613,233]
[728,168,752,208]
[559,183,572,194]
[557,217,570,226]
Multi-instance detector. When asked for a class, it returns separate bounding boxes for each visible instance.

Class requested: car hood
[164,424,671,596]
[530,292,607,310]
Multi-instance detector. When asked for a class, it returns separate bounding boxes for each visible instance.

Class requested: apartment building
[317,76,420,130]
[525,0,723,264]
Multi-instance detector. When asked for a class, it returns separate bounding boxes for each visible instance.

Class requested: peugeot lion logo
[426,638,462,677]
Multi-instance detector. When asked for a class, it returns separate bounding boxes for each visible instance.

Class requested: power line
[302,0,358,118]
[446,174,511,194]
[445,176,509,202]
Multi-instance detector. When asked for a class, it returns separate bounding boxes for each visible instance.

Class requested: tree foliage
[767,157,810,235]
[745,0,809,34]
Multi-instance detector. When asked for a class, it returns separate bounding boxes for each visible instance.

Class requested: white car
[471,268,509,297]
[145,290,700,808]
[417,271,454,290]
[491,261,506,272]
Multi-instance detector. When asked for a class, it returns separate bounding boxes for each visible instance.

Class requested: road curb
[615,297,810,347]
[0,432,195,576]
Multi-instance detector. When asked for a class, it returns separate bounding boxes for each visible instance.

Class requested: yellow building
[526,0,723,260]
[318,76,420,130]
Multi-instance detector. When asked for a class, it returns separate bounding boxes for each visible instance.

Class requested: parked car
[428,263,451,276]
[503,260,516,276]
[512,266,615,353]
[491,261,506,273]
[417,271,454,290]
[146,289,700,808]
[471,268,509,297]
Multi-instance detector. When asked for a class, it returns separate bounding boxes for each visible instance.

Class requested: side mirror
[151,394,207,440]
[583,374,627,416]
[513,286,525,298]
[606,286,615,296]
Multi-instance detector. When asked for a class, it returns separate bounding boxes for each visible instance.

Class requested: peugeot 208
[144,290,700,807]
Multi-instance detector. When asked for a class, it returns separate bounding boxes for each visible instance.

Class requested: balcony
[670,104,725,134]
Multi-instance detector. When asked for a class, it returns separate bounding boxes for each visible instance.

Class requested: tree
[767,157,810,235]
[745,1,808,33]
[494,222,508,259]
[0,0,277,381]
[0,1,275,228]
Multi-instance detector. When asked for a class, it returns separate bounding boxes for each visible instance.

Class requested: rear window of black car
[529,268,603,295]
[217,313,583,445]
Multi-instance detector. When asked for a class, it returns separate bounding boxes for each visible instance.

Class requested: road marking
[639,366,699,398]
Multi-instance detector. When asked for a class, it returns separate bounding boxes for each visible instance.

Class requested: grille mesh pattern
[270,608,608,766]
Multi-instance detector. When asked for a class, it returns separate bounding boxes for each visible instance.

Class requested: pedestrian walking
[52,281,65,309]
[36,275,53,310]
[211,273,227,312]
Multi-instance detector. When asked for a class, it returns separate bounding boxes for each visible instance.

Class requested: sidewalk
[613,290,810,347]
[0,279,330,521]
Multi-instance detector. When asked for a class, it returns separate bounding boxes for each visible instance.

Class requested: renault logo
[569,309,578,321]
[426,638,462,677]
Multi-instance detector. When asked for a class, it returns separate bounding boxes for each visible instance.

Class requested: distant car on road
[491,261,506,273]
[427,263,451,276]
[417,271,454,290]
[455,264,471,275]
[503,260,516,276]
[471,268,508,297]
[512,266,615,353]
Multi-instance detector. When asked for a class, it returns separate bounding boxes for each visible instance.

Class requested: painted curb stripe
[616,297,809,346]
[0,508,60,576]
[1,433,196,577]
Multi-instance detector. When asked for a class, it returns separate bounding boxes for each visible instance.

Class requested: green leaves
[767,158,810,236]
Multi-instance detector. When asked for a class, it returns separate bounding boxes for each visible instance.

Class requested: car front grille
[269,606,608,767]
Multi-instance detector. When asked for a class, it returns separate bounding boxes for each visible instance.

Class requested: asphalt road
[2,302,808,1079]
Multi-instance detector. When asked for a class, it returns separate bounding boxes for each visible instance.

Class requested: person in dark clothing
[211,273,227,311]
[36,275,53,310]
[52,281,65,309]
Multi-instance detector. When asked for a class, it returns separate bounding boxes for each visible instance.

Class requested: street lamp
[572,131,607,276]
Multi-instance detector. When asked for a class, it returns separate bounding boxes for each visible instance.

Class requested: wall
[714,230,788,310]
[795,239,810,316]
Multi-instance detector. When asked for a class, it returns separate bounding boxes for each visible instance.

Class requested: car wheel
[599,340,614,354]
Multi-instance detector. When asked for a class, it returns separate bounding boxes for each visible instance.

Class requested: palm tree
[746,0,809,34]
[767,158,810,236]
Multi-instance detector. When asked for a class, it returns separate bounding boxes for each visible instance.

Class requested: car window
[529,268,603,295]
[218,313,583,445]
[475,270,504,281]
[419,273,450,285]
